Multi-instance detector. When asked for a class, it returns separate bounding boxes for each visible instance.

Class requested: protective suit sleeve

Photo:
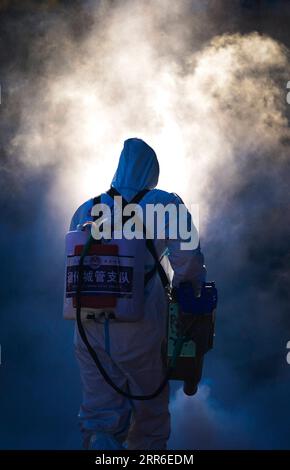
[165,194,206,288]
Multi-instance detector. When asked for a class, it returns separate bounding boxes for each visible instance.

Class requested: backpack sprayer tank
[63,223,146,322]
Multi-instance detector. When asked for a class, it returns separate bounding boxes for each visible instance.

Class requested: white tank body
[63,227,145,322]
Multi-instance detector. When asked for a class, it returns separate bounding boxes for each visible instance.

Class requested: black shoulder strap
[144,238,169,289]
[104,187,169,290]
[93,194,102,206]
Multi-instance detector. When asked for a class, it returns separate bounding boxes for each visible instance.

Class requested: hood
[111,138,159,201]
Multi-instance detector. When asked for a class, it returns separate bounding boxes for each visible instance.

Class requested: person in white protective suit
[70,138,206,450]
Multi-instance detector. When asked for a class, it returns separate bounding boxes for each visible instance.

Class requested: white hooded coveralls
[70,138,206,450]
